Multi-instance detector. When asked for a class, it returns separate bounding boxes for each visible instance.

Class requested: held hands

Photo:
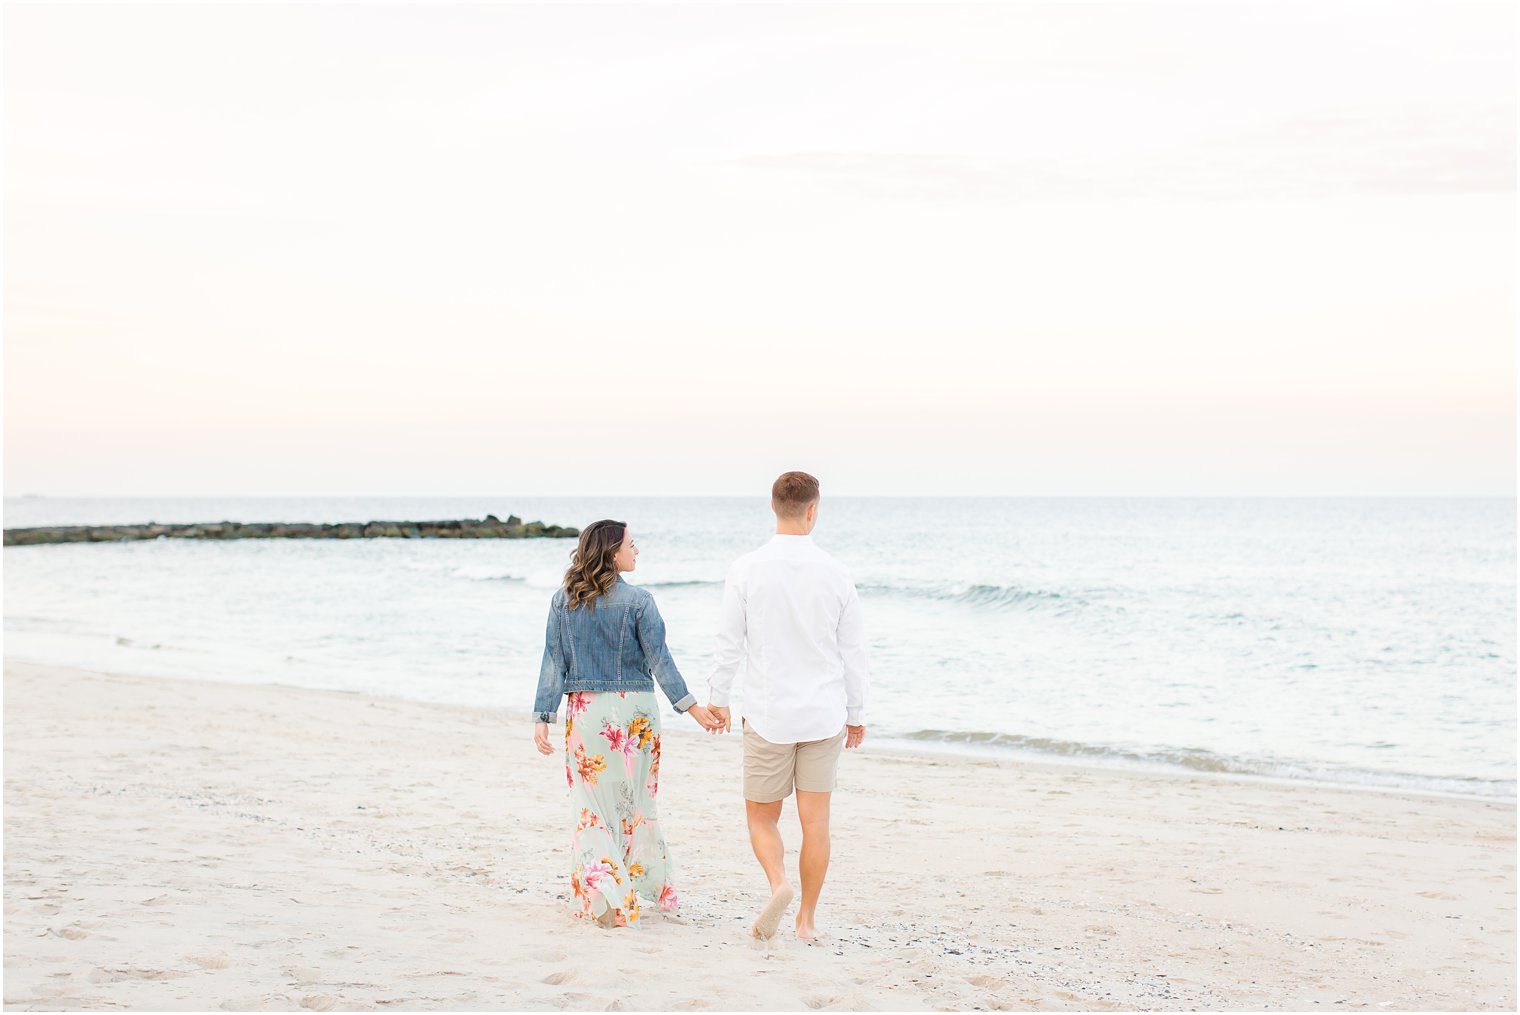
[845,724,866,749]
[685,703,723,731]
[686,703,731,734]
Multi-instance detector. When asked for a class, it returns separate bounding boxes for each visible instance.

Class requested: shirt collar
[769,533,813,543]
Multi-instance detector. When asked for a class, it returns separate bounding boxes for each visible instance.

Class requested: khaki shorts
[742,719,847,802]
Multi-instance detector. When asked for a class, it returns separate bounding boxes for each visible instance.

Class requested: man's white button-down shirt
[707,533,870,745]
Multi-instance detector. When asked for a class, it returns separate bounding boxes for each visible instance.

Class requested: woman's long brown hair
[562,519,627,610]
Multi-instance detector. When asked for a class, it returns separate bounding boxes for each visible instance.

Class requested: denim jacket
[533,577,697,723]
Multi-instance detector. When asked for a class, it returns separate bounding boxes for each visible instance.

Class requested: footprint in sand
[542,969,577,985]
[300,995,337,1011]
[137,968,188,981]
[90,967,187,983]
[427,929,475,943]
[187,952,232,969]
[968,975,1007,988]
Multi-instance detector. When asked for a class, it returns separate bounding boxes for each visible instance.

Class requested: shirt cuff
[536,711,558,724]
[846,708,865,726]
[671,693,696,713]
[707,687,731,708]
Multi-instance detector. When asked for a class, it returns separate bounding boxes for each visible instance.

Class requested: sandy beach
[3,659,1513,1011]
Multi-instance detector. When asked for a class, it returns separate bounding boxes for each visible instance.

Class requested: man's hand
[707,705,732,734]
[534,721,553,755]
[845,724,865,749]
[686,703,722,731]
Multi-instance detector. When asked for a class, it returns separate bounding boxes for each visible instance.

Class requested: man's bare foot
[751,885,794,939]
[795,914,822,941]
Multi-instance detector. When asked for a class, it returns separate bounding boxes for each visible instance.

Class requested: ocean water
[3,496,1514,799]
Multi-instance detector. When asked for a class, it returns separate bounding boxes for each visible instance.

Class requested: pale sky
[4,2,1515,496]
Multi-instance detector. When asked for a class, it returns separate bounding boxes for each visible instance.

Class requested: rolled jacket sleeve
[837,584,870,726]
[635,592,695,712]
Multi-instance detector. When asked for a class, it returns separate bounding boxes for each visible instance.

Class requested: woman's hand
[685,704,722,731]
[534,722,553,755]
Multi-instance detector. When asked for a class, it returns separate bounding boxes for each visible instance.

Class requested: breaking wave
[892,729,1515,799]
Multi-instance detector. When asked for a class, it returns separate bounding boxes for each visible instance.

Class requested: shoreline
[4,651,1509,806]
[5,658,1515,1010]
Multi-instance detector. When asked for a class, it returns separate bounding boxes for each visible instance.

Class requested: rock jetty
[3,515,578,546]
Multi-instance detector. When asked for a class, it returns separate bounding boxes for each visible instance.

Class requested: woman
[533,519,719,927]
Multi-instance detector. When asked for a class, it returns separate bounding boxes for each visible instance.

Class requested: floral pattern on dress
[646,733,662,799]
[574,743,606,784]
[628,715,654,749]
[564,691,678,927]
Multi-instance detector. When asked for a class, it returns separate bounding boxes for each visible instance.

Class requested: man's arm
[837,583,869,734]
[707,562,746,723]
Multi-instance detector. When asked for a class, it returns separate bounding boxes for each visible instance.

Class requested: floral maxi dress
[564,690,679,925]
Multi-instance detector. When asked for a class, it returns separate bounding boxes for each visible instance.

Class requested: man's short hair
[771,471,820,517]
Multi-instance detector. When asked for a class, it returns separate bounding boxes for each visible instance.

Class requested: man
[706,470,870,941]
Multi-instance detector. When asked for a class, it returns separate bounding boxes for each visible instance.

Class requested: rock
[3,515,577,544]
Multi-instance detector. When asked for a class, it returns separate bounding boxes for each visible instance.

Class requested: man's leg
[744,798,787,892]
[793,789,831,940]
[745,798,794,938]
[743,722,798,938]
